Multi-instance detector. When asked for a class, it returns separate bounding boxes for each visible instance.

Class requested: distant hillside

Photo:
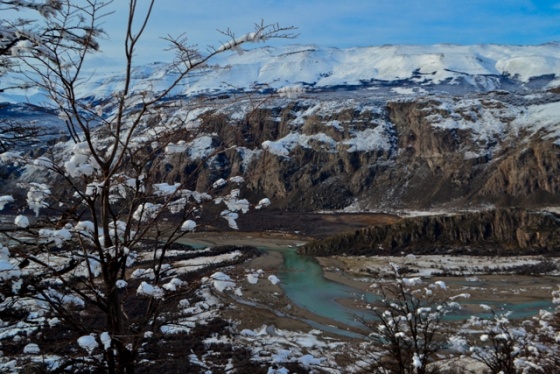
[2,44,560,214]
[299,208,560,256]
[3,43,560,103]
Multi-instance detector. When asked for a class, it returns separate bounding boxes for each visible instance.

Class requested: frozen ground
[1,225,559,372]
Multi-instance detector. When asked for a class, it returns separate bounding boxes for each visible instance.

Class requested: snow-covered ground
[0,238,363,373]
[329,254,560,278]
[2,40,560,372]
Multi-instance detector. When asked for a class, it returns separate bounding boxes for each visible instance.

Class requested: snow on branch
[165,20,296,72]
[2,0,63,18]
[215,20,298,54]
[17,182,51,216]
[0,195,14,211]
[0,246,21,281]
[255,198,271,210]
[1,0,106,67]
[180,220,196,232]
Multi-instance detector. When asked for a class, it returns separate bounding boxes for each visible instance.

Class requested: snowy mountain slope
[81,43,560,98]
[2,43,560,212]
[3,86,560,211]
[3,43,560,104]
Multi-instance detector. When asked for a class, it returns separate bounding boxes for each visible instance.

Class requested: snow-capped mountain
[2,43,560,212]
[3,43,560,104]
[77,43,560,97]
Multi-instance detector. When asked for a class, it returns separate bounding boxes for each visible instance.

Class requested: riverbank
[216,247,369,340]
[227,248,558,339]
[178,228,559,338]
[179,232,372,339]
[183,230,559,307]
[317,255,559,315]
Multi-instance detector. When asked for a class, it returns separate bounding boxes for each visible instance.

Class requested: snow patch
[77,335,98,355]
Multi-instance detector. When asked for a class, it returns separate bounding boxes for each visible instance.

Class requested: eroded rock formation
[153,90,560,212]
[299,208,560,256]
[3,90,560,214]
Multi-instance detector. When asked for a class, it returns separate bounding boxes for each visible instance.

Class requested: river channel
[271,247,555,327]
[181,236,556,334]
[274,247,376,329]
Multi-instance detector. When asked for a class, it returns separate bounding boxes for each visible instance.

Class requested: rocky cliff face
[299,208,560,256]
[3,88,560,214]
[150,88,560,212]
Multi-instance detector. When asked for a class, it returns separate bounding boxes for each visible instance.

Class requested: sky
[83,0,560,71]
[6,0,560,71]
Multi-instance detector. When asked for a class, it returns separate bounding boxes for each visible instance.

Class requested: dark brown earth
[197,209,401,240]
[300,208,560,257]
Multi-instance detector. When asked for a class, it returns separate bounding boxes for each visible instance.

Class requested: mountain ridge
[3,43,560,104]
[2,43,560,215]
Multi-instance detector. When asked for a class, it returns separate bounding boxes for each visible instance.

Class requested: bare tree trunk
[0,1,296,371]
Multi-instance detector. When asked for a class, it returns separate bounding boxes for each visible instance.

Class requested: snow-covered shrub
[0,3,292,372]
[459,299,560,374]
[364,266,462,374]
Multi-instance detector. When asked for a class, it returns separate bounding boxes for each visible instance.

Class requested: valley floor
[174,221,559,372]
[180,219,560,337]
[3,212,558,372]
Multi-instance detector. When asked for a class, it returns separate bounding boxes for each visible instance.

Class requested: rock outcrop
[152,90,560,212]
[3,89,560,214]
[299,208,560,256]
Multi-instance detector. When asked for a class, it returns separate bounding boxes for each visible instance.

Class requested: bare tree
[364,266,461,374]
[459,302,560,374]
[1,0,105,88]
[0,118,41,152]
[1,1,102,158]
[0,1,295,372]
